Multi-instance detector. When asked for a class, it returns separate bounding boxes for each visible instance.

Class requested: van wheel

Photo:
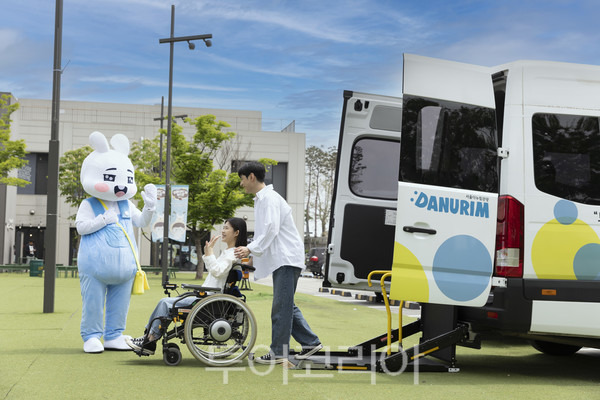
[530,340,581,356]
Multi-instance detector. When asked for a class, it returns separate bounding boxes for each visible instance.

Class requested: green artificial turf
[1,272,599,399]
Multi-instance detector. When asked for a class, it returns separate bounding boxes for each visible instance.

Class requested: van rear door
[325,91,402,291]
[391,54,499,307]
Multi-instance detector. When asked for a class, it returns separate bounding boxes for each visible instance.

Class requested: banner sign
[151,185,189,243]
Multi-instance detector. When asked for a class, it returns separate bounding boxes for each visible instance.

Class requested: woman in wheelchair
[126,217,252,364]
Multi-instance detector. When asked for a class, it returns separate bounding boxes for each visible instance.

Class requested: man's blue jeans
[271,265,320,357]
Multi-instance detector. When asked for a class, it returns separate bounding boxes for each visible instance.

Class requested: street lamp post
[43,0,63,313]
[152,99,187,180]
[159,4,212,284]
[152,103,186,269]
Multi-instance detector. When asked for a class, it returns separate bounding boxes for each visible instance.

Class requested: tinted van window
[400,95,498,193]
[369,105,402,132]
[349,138,401,200]
[533,113,600,204]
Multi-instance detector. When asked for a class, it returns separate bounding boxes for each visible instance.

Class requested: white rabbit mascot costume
[76,131,157,353]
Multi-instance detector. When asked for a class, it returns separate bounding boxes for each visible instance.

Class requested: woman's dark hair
[226,217,248,247]
[237,161,266,182]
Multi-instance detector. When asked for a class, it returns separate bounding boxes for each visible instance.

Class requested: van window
[532,113,600,205]
[349,138,401,200]
[369,105,402,132]
[400,95,498,193]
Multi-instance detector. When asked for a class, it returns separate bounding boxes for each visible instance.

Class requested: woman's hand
[204,235,220,256]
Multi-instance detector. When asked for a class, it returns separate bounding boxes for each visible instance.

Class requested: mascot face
[81,131,137,201]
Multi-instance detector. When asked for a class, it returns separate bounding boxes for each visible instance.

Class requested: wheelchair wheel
[163,343,182,366]
[184,293,257,367]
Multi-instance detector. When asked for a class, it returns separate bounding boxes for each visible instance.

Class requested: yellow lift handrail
[367,270,404,355]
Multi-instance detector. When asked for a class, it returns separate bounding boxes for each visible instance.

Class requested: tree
[304,146,320,237]
[129,134,163,189]
[317,147,336,236]
[169,115,256,279]
[57,116,271,280]
[58,146,93,213]
[0,94,28,186]
[58,145,94,264]
[304,145,337,239]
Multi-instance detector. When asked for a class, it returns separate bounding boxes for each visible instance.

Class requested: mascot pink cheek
[94,182,110,192]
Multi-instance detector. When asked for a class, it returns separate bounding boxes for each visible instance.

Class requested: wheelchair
[133,263,257,367]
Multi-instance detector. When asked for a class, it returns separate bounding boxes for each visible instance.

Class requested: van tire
[530,340,582,356]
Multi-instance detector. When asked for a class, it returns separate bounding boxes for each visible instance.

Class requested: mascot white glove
[141,184,157,211]
[102,209,118,225]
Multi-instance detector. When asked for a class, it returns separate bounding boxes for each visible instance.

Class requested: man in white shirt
[234,162,322,364]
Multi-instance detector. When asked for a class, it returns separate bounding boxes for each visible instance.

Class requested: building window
[533,113,600,204]
[17,153,49,195]
[232,161,288,199]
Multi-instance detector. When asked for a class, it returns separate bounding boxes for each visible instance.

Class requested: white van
[326,54,600,356]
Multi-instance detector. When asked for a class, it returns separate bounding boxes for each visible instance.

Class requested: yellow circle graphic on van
[532,200,600,280]
[390,242,429,302]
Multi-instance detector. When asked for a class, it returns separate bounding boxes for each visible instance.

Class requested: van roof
[493,59,600,111]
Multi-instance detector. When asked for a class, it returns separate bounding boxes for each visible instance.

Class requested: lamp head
[203,39,212,47]
[187,40,195,50]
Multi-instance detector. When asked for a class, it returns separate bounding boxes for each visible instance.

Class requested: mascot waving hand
[76,131,157,353]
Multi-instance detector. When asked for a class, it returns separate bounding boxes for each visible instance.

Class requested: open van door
[391,54,499,307]
[325,91,402,291]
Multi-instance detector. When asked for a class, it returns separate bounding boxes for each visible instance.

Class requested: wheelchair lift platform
[286,304,477,373]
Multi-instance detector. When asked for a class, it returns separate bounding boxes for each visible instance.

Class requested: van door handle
[403,226,437,235]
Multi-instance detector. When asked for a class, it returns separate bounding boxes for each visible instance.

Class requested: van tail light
[495,195,524,278]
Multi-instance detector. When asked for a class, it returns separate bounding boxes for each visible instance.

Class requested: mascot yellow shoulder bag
[98,199,149,294]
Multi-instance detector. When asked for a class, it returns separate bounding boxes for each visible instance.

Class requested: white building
[0,95,305,267]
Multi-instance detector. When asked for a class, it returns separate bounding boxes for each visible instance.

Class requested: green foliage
[305,145,337,237]
[169,115,254,238]
[129,134,164,205]
[58,145,93,215]
[56,115,263,276]
[0,94,28,186]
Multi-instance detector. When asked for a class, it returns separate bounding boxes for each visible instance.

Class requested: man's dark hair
[237,161,266,182]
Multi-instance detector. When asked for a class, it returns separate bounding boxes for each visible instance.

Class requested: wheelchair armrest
[235,263,255,272]
[181,283,222,292]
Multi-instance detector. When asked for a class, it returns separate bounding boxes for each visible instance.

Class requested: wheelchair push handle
[234,261,255,272]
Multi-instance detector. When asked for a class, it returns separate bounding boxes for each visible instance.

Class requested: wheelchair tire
[163,344,182,366]
[183,293,257,367]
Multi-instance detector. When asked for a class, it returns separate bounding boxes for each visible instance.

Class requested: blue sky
[2,0,600,148]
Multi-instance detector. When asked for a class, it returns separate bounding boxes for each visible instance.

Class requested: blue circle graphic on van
[573,243,600,280]
[432,235,492,301]
[554,200,577,225]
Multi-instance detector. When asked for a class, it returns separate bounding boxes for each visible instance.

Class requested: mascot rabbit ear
[89,131,110,153]
[110,134,131,155]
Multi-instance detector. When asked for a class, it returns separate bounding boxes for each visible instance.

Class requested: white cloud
[0,29,20,53]
[205,53,319,79]
[185,0,423,46]
[79,75,245,92]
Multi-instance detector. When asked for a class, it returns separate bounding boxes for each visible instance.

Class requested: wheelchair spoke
[183,294,257,367]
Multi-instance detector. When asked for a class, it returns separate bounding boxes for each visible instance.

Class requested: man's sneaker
[253,353,288,365]
[125,336,156,356]
[295,343,323,359]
